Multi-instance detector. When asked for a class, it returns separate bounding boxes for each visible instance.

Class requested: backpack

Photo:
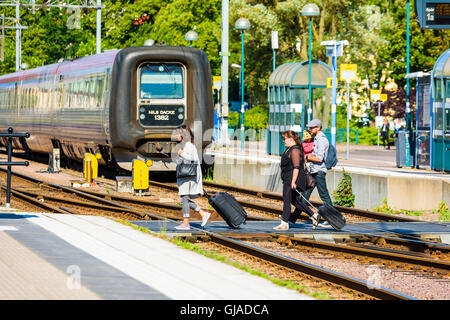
[325,143,338,169]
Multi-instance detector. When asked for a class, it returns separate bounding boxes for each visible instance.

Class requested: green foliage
[244,105,268,130]
[1,0,449,112]
[374,198,424,217]
[373,197,395,214]
[357,127,380,145]
[228,111,240,127]
[229,105,268,130]
[333,169,355,208]
[434,201,450,221]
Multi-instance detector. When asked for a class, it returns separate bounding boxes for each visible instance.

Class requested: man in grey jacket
[303,119,333,226]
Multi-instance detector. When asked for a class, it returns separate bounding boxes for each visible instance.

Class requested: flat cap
[306,119,322,128]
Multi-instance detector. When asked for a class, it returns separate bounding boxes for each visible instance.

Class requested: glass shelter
[431,49,450,171]
[267,61,331,155]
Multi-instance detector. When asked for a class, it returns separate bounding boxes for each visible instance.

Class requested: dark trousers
[302,171,333,207]
[381,133,390,149]
[281,182,315,223]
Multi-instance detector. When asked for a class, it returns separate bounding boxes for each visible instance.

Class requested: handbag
[304,164,316,189]
[176,160,198,179]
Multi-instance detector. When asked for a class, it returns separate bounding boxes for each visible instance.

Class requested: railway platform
[0,210,312,300]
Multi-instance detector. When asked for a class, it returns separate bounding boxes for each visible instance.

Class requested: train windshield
[140,63,183,99]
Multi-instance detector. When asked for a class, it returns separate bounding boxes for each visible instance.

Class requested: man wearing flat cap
[303,119,333,226]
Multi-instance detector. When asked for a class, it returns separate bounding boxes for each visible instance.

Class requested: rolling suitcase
[203,190,247,229]
[294,189,346,230]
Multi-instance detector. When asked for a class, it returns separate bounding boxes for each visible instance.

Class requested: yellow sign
[340,64,357,81]
[132,159,149,190]
[213,76,221,90]
[380,94,387,101]
[370,90,381,101]
[327,77,332,89]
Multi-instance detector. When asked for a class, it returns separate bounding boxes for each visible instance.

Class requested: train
[0,45,214,171]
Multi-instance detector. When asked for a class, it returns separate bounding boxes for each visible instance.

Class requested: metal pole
[220,0,229,146]
[240,30,245,151]
[96,0,101,54]
[273,49,276,72]
[346,80,350,160]
[405,0,411,166]
[377,102,380,147]
[308,17,313,123]
[6,128,12,208]
[1,14,4,62]
[331,53,337,147]
[15,1,20,71]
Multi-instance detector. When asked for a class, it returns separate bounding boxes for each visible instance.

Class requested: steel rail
[0,169,417,299]
[201,180,423,222]
[275,235,450,272]
[1,185,70,214]
[3,169,448,250]
[150,179,422,223]
[203,231,416,300]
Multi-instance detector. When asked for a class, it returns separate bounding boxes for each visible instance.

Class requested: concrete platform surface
[0,212,312,300]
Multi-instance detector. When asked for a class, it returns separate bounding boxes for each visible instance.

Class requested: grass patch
[115,218,330,300]
[374,198,424,217]
[434,201,450,221]
[169,237,331,300]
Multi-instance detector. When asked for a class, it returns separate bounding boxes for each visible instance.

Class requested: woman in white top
[174,125,210,230]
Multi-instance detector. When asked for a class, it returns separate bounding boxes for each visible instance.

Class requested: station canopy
[268,60,331,87]
[432,49,450,78]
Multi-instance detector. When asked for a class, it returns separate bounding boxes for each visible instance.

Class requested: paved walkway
[0,211,313,300]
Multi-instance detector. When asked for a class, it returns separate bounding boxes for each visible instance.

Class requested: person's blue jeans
[302,171,333,207]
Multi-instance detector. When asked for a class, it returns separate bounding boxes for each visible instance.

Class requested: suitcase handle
[202,189,212,200]
[294,188,316,209]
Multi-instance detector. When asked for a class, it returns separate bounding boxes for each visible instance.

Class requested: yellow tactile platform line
[0,231,101,300]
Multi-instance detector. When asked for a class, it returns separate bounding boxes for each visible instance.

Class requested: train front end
[109,46,213,171]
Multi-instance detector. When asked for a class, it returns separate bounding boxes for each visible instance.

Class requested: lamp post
[235,17,251,151]
[184,29,198,47]
[301,3,320,129]
[271,31,278,72]
[405,0,411,167]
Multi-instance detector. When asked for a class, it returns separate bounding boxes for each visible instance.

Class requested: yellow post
[85,158,92,183]
[84,153,102,183]
[132,159,151,195]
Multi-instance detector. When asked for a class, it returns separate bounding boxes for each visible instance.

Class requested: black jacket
[280,145,307,191]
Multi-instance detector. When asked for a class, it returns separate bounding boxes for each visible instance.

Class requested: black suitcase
[317,205,346,230]
[294,189,346,230]
[204,191,247,229]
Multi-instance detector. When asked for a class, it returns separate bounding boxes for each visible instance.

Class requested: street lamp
[301,3,320,129]
[235,17,251,151]
[184,29,198,47]
[405,0,412,167]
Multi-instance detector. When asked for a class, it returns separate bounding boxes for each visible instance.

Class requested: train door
[102,68,111,139]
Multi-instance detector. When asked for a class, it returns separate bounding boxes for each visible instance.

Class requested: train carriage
[0,45,214,171]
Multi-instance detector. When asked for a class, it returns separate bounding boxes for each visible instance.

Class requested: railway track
[148,179,423,223]
[1,168,448,299]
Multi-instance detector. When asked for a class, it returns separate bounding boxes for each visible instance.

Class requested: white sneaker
[201,211,211,227]
[310,213,320,229]
[273,221,289,231]
[318,221,333,228]
[174,224,190,230]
